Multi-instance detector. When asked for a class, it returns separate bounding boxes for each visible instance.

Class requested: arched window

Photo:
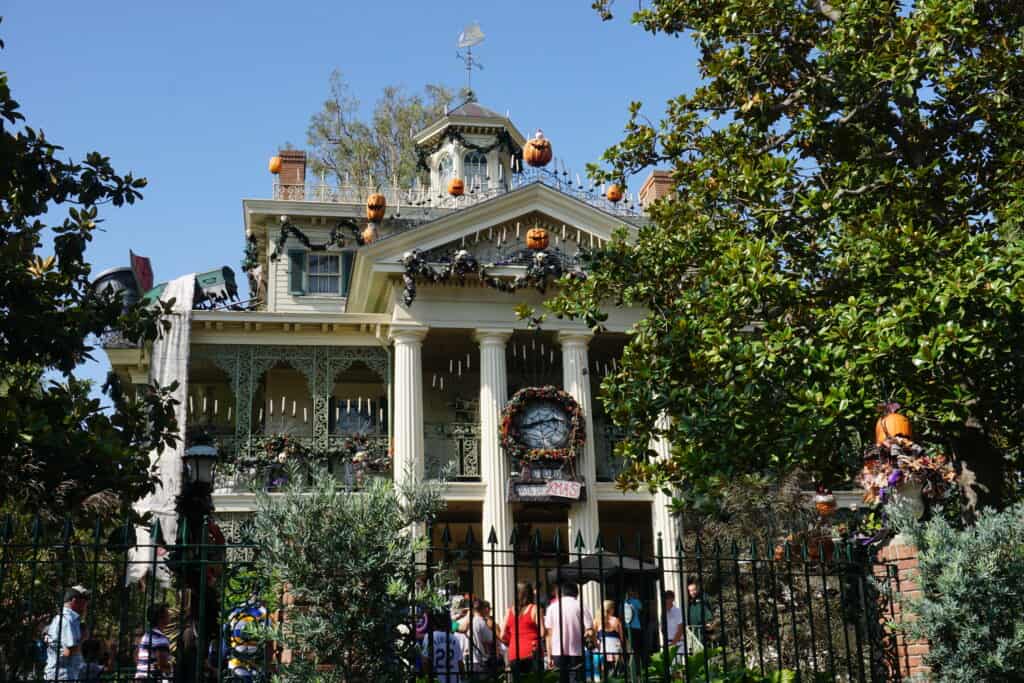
[463,151,487,190]
[437,153,454,185]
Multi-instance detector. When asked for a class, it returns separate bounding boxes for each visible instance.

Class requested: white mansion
[103,98,682,614]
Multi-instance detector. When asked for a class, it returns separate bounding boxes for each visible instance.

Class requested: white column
[391,327,428,491]
[650,415,684,602]
[559,331,602,611]
[476,329,514,617]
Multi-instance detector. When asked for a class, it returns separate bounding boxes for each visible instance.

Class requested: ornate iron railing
[425,421,481,480]
[596,424,629,482]
[272,167,642,218]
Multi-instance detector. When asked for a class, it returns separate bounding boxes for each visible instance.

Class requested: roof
[447,100,504,119]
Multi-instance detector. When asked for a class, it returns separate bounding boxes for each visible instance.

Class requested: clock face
[515,400,571,449]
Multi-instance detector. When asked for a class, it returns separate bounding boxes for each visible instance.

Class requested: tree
[550,1,1024,511]
[247,465,446,682]
[0,30,178,520]
[306,70,454,189]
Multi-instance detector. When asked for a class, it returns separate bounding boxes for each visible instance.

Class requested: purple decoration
[887,469,904,486]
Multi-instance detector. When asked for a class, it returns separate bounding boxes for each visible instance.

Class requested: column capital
[389,325,429,345]
[557,330,593,347]
[474,328,514,345]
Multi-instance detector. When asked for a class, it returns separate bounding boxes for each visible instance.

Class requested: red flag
[130,251,154,292]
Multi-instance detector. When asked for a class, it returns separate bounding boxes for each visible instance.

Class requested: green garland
[221,433,390,472]
[268,218,361,262]
[500,386,585,463]
[415,128,521,172]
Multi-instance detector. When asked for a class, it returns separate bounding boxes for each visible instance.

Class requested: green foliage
[306,70,454,188]
[551,1,1024,509]
[891,502,1024,681]
[0,26,179,520]
[248,464,447,682]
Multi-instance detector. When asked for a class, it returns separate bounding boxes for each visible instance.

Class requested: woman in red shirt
[503,581,544,679]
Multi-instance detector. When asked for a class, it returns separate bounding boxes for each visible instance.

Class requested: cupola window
[463,151,487,190]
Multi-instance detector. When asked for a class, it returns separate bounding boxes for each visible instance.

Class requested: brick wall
[638,170,673,210]
[875,540,931,680]
[278,150,306,190]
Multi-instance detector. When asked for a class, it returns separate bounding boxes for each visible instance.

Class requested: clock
[515,400,571,450]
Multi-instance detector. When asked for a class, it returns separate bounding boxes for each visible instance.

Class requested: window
[437,153,454,182]
[464,151,487,190]
[288,250,355,297]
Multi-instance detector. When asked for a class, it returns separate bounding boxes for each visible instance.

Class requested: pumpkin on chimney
[366,193,386,222]
[268,156,282,174]
[526,227,549,250]
[523,129,553,167]
[875,403,912,445]
[606,184,624,203]
[448,178,465,196]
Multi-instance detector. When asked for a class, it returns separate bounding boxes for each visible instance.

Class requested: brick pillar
[875,541,931,680]
[638,170,673,210]
[277,150,306,199]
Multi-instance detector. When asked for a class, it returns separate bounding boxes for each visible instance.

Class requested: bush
[893,503,1024,681]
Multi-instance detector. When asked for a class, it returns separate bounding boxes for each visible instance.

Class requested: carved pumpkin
[875,409,912,445]
[268,156,282,174]
[606,184,624,203]
[526,227,549,250]
[366,193,386,221]
[523,129,553,167]
[448,178,465,196]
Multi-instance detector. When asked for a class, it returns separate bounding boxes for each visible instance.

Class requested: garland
[401,248,578,306]
[220,433,390,473]
[415,128,521,172]
[500,386,585,463]
[269,218,361,261]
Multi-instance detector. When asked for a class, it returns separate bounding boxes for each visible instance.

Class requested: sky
[3,0,701,395]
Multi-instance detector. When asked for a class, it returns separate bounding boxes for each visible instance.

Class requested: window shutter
[340,252,355,296]
[288,250,306,295]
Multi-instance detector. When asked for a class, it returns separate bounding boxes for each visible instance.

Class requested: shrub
[892,503,1024,681]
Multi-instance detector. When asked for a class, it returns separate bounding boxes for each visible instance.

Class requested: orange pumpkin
[448,178,465,196]
[814,492,838,518]
[366,193,386,222]
[523,130,553,167]
[875,411,912,445]
[268,156,282,174]
[606,184,624,203]
[526,227,549,250]
[361,223,378,245]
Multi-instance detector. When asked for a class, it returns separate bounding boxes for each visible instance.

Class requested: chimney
[638,170,673,211]
[278,150,307,193]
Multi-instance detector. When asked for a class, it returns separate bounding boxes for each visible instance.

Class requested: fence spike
[486,526,498,546]
[594,532,604,551]
[441,524,452,546]
[694,534,704,558]
[616,534,625,555]
[553,529,562,553]
[464,525,476,548]
[573,530,586,552]
[509,527,519,546]
[532,528,543,551]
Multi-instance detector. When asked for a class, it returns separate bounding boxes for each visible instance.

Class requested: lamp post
[178,442,222,682]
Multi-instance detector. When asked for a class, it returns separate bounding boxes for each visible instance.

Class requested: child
[422,611,464,683]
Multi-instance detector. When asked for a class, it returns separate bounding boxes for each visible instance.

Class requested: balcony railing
[272,167,642,218]
[425,422,481,481]
[595,424,628,482]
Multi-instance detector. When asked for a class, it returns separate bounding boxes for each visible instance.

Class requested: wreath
[500,386,585,463]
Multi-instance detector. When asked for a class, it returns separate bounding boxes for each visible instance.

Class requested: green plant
[248,464,447,682]
[890,502,1024,681]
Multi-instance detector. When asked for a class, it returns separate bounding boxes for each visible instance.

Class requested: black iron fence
[0,515,900,682]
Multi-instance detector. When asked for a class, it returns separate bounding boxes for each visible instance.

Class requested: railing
[273,167,642,218]
[425,421,481,480]
[0,516,900,682]
[596,424,629,482]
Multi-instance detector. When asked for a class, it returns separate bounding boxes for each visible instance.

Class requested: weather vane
[456,22,485,95]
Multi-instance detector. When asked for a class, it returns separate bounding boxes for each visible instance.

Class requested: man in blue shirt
[45,585,90,681]
[624,589,644,664]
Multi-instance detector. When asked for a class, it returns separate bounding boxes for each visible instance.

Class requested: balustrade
[424,422,481,480]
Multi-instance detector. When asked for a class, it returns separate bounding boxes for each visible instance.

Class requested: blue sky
[4,1,700,394]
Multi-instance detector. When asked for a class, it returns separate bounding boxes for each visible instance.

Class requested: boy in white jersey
[421,611,464,683]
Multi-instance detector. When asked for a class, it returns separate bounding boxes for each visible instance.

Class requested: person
[685,578,715,647]
[78,639,106,681]
[464,598,499,677]
[593,599,624,677]
[623,589,643,663]
[135,603,172,681]
[503,581,543,679]
[44,585,90,681]
[224,598,271,681]
[663,591,684,654]
[544,582,593,683]
[422,611,464,683]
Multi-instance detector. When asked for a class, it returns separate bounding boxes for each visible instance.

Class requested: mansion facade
[104,98,681,615]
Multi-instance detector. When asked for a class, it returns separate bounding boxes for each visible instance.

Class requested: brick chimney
[278,149,306,192]
[638,170,673,210]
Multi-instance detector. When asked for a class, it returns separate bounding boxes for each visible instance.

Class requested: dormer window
[288,250,354,297]
[464,151,487,190]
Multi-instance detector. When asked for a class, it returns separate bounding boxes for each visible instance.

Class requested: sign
[545,480,582,500]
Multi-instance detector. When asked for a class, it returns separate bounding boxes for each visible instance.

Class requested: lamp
[183,444,218,485]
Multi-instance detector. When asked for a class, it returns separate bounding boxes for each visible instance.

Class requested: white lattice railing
[272,168,641,218]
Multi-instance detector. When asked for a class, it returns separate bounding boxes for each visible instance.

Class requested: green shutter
[340,252,355,296]
[288,250,306,295]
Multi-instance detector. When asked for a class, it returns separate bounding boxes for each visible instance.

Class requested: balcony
[272,167,642,219]
[425,422,481,481]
